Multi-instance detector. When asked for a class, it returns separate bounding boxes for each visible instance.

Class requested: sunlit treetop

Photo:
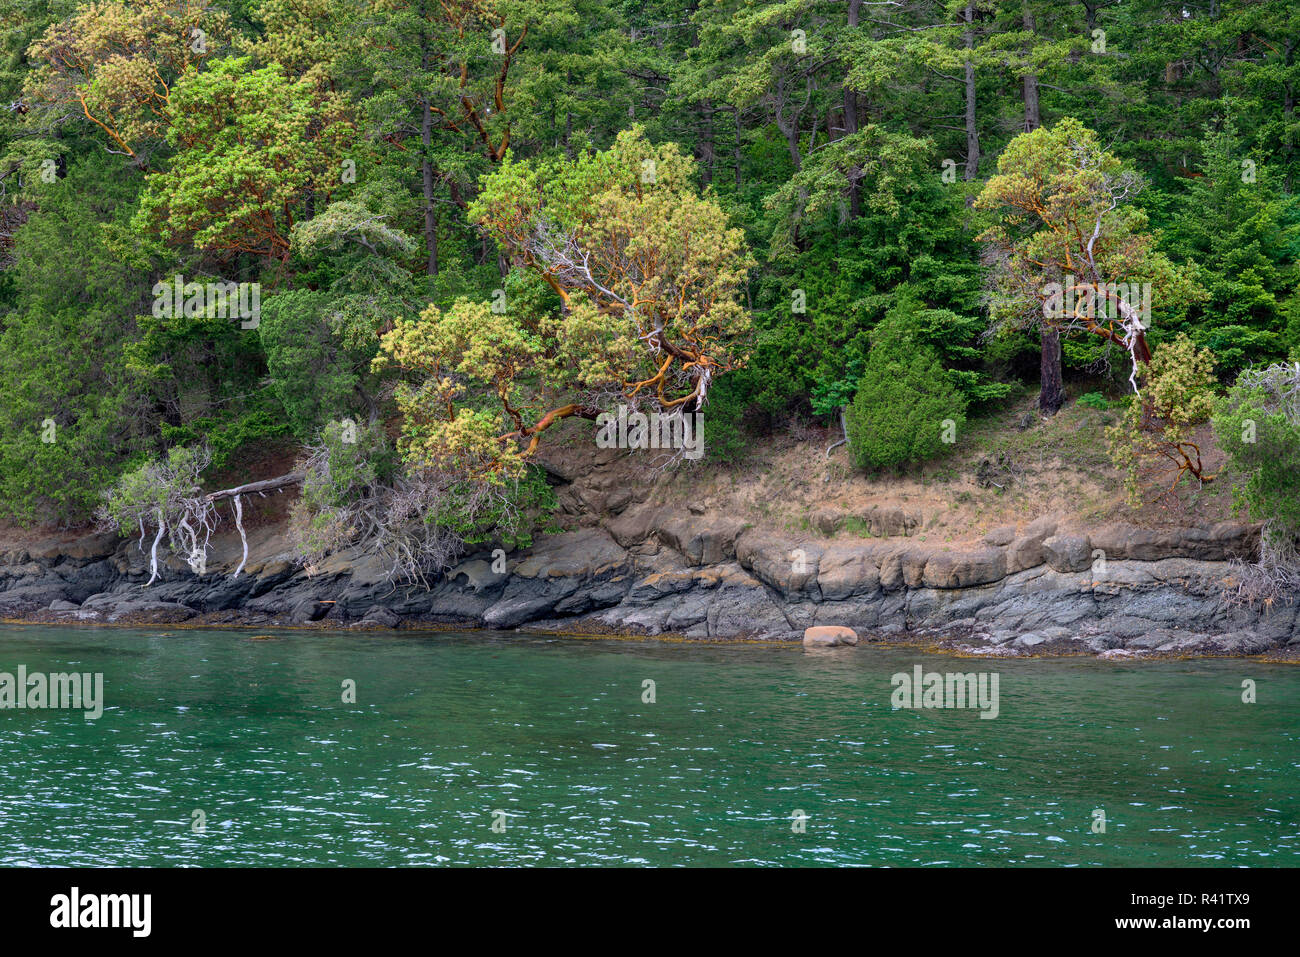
[471,125,754,410]
[976,117,1204,390]
[25,0,232,158]
[376,126,754,482]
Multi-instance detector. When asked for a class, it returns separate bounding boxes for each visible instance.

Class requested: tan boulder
[1006,515,1061,572]
[879,543,930,590]
[803,625,859,648]
[1042,533,1093,572]
[922,546,1008,588]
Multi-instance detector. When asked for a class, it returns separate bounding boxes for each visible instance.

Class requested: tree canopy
[1,0,1298,585]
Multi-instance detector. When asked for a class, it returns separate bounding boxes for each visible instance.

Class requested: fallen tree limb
[204,472,304,502]
[104,460,307,585]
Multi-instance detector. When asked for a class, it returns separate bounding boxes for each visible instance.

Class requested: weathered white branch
[145,511,165,587]
[232,493,249,578]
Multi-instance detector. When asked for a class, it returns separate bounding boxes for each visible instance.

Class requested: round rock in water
[802,625,859,648]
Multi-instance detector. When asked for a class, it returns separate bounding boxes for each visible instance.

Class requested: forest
[0,0,1298,596]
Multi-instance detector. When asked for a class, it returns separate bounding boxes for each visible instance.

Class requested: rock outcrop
[0,511,1290,657]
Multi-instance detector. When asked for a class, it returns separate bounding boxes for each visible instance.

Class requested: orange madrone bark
[406,0,527,204]
[27,0,226,159]
[488,225,729,419]
[984,167,1210,492]
[431,132,749,469]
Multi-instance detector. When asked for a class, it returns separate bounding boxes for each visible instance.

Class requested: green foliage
[433,466,557,549]
[1160,120,1300,375]
[1106,334,1219,504]
[319,418,390,499]
[157,390,294,471]
[1213,365,1300,531]
[845,307,968,470]
[751,180,1008,420]
[133,56,354,259]
[1,0,1298,542]
[259,290,366,440]
[701,371,760,464]
[264,189,422,440]
[24,0,231,157]
[1077,391,1111,410]
[810,357,864,419]
[0,154,157,523]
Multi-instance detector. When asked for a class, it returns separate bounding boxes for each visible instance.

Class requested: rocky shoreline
[1,507,1296,660]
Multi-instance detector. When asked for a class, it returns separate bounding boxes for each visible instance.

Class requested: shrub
[701,371,758,464]
[1211,363,1300,603]
[1214,366,1300,528]
[290,419,556,583]
[845,321,967,469]
[1106,334,1217,504]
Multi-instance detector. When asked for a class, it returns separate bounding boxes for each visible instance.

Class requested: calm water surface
[0,625,1296,866]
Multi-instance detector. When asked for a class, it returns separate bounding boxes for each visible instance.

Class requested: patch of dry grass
[638,388,1247,544]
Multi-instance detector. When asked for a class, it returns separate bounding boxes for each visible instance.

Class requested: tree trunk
[1286,38,1296,191]
[1022,7,1040,133]
[776,78,802,171]
[421,165,439,279]
[205,472,305,503]
[844,0,863,218]
[699,99,715,185]
[419,22,439,278]
[962,2,979,182]
[732,107,743,187]
[1039,326,1065,414]
[1024,5,1061,413]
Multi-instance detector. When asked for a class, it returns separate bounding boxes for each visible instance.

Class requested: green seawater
[0,625,1296,867]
